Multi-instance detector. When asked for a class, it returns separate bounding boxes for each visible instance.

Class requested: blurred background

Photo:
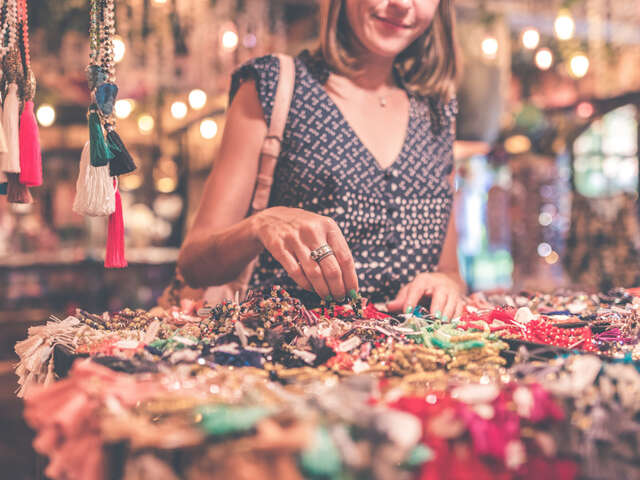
[1,0,639,317]
[1,1,640,478]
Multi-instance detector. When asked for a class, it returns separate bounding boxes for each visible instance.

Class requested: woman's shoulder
[229,55,283,125]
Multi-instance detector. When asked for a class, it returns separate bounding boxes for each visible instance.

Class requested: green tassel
[89,106,113,167]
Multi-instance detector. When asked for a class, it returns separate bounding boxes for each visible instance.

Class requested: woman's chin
[366,43,410,60]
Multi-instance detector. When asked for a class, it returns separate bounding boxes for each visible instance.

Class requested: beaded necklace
[76,0,135,268]
[0,0,18,62]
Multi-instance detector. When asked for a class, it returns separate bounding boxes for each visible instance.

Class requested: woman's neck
[350,54,397,91]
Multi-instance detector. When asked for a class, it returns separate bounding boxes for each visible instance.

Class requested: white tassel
[0,95,7,155]
[0,91,7,188]
[1,83,20,173]
[73,141,116,216]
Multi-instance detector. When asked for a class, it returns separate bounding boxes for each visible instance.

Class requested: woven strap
[251,54,295,212]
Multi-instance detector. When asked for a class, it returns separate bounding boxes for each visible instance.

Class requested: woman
[178,0,466,320]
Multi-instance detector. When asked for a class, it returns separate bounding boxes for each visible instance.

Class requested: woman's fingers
[292,241,332,300]
[326,229,358,298]
[403,282,427,313]
[267,241,313,291]
[441,294,457,321]
[387,285,409,312]
[430,288,448,318]
[318,254,346,301]
[453,300,465,320]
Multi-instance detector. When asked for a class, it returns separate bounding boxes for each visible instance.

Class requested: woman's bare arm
[178,80,267,287]
[178,79,359,298]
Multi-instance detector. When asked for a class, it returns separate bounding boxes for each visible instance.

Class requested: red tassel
[18,101,43,187]
[105,180,127,268]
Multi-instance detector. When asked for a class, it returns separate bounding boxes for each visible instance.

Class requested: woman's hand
[251,206,358,301]
[386,272,466,320]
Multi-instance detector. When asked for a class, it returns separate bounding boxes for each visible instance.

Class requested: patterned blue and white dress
[229,50,457,303]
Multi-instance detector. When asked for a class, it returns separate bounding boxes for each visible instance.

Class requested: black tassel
[107,129,137,176]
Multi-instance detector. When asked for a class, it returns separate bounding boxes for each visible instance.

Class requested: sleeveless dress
[229,50,457,304]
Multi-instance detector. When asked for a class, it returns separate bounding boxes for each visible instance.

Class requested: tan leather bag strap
[251,54,295,212]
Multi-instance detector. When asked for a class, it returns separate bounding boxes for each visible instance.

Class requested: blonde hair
[317,0,460,100]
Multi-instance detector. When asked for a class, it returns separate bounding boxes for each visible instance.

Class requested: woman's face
[344,0,439,59]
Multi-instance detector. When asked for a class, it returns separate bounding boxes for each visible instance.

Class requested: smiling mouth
[373,15,412,29]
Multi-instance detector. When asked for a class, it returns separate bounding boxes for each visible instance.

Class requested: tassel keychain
[0,0,19,195]
[2,81,20,175]
[106,127,136,176]
[88,104,112,166]
[105,178,127,268]
[18,100,42,186]
[16,0,42,187]
[73,141,115,216]
[2,48,31,203]
[76,0,130,267]
[0,84,7,156]
[0,88,8,195]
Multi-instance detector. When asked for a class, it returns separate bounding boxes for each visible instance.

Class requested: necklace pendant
[379,97,387,108]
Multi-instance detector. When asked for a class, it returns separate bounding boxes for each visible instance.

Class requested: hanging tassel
[7,172,32,203]
[0,92,8,194]
[106,129,136,176]
[0,113,7,155]
[88,106,113,167]
[18,101,42,187]
[73,141,116,216]
[1,83,21,174]
[105,179,127,268]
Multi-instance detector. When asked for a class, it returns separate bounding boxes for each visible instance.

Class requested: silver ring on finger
[310,244,334,263]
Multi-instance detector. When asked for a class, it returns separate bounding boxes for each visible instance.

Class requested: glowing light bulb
[545,251,559,265]
[138,114,154,134]
[113,36,126,63]
[504,135,531,154]
[221,24,239,51]
[243,33,257,48]
[537,242,552,257]
[554,10,575,40]
[188,89,207,110]
[535,48,553,70]
[36,104,55,127]
[170,101,187,119]
[538,212,553,226]
[114,99,134,119]
[152,0,167,4]
[481,36,499,59]
[576,101,594,118]
[569,53,589,78]
[200,119,218,139]
[521,28,540,50]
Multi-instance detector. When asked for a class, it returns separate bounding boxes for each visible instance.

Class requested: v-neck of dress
[303,61,414,174]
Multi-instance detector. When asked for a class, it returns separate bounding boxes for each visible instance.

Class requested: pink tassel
[19,101,43,187]
[105,180,127,268]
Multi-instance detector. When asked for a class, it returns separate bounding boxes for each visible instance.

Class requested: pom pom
[88,106,113,167]
[1,83,20,173]
[6,172,32,204]
[106,129,136,176]
[18,101,43,187]
[105,181,127,268]
[73,141,116,216]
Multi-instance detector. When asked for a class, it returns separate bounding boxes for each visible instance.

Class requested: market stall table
[14,287,640,480]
